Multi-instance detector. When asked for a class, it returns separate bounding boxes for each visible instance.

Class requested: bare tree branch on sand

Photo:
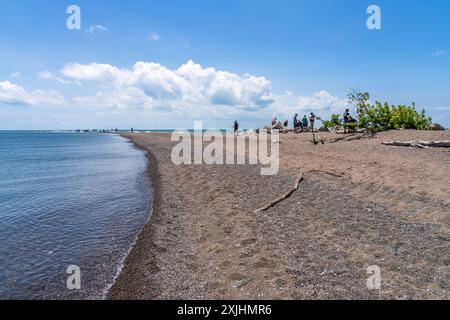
[254,170,344,214]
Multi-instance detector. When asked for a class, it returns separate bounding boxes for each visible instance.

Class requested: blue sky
[0,0,449,129]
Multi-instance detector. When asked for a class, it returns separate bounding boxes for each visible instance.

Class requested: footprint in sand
[254,257,276,269]
[275,278,286,288]
[219,260,233,271]
[196,236,208,244]
[228,272,245,281]
[241,238,258,247]
[222,225,234,235]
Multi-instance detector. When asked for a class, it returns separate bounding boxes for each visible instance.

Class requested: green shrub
[347,90,432,132]
[389,104,432,130]
[322,114,342,128]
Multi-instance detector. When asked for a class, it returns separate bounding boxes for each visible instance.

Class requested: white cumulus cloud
[431,50,447,57]
[0,81,66,106]
[62,60,278,110]
[19,60,346,122]
[10,72,21,79]
[38,71,72,85]
[62,60,346,121]
[148,32,160,41]
[87,25,108,33]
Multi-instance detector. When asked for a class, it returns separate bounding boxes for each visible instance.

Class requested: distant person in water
[233,121,239,134]
[283,120,289,128]
[309,113,317,130]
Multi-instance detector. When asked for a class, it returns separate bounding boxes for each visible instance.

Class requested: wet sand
[108,130,449,300]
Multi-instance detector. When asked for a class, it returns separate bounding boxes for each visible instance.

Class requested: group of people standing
[272,113,316,131]
[293,113,317,132]
[233,109,354,134]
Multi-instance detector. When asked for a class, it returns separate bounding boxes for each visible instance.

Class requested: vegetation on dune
[322,114,342,128]
[322,90,433,132]
[349,90,432,131]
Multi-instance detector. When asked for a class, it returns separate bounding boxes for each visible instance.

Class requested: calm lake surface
[0,131,152,299]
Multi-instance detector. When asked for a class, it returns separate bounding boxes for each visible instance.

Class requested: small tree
[348,90,371,128]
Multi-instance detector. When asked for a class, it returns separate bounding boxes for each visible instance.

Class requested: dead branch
[382,140,450,149]
[307,170,346,178]
[254,170,344,214]
[254,173,305,214]
[347,132,375,141]
[311,132,325,145]
[326,132,374,144]
[326,133,357,144]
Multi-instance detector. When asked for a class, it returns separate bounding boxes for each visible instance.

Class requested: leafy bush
[322,114,342,128]
[390,104,432,130]
[347,90,432,132]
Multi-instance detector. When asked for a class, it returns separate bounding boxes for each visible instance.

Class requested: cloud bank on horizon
[0,60,347,126]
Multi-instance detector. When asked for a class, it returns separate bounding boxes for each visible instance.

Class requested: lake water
[0,131,152,299]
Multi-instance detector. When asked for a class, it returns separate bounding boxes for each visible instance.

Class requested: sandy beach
[107,130,449,300]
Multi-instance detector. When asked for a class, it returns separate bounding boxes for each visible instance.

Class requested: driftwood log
[254,170,344,214]
[382,140,450,149]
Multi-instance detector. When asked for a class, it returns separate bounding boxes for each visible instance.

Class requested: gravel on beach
[107,130,449,300]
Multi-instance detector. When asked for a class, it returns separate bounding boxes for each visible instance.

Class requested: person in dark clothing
[233,121,239,134]
[348,116,357,123]
[283,120,289,128]
[293,114,302,132]
[272,118,278,126]
[343,109,352,133]
[343,109,351,124]
[302,115,309,128]
[309,112,317,130]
